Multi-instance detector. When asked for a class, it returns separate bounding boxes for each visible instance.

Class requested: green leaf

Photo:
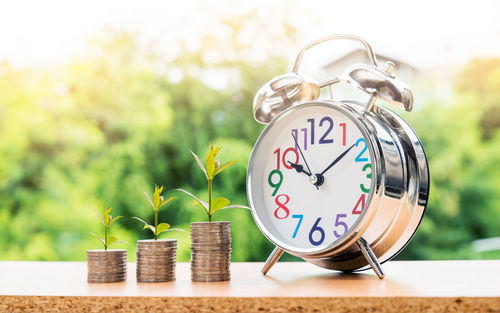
[103,208,111,226]
[218,204,251,211]
[107,236,118,246]
[107,237,127,247]
[206,148,216,179]
[156,223,171,235]
[95,211,105,226]
[210,197,230,215]
[110,216,122,225]
[109,240,127,248]
[176,188,209,213]
[190,150,207,179]
[132,216,156,235]
[164,228,185,233]
[144,223,156,234]
[143,191,155,210]
[214,160,238,176]
[153,185,165,210]
[211,144,222,156]
[89,232,105,248]
[160,196,176,208]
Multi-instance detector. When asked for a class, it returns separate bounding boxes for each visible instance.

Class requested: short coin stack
[87,249,127,283]
[190,221,231,282]
[136,239,177,283]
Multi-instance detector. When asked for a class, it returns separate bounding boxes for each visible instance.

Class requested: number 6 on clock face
[248,103,376,253]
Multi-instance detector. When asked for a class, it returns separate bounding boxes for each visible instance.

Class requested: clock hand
[320,143,356,175]
[287,161,311,176]
[291,132,319,190]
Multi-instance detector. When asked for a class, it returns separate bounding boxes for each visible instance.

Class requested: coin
[87,249,127,283]
[136,239,177,283]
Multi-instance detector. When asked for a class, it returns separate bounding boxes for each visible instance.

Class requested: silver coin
[136,249,176,253]
[137,271,176,277]
[88,278,126,283]
[137,257,176,263]
[87,249,127,253]
[137,261,175,266]
[191,275,230,281]
[136,252,176,257]
[87,256,127,260]
[191,272,230,277]
[190,222,230,227]
[87,254,126,258]
[87,259,127,264]
[87,268,127,274]
[88,275,126,281]
[191,263,230,269]
[136,269,175,275]
[137,278,175,283]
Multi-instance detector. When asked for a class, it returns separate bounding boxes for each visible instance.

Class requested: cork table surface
[1,261,500,312]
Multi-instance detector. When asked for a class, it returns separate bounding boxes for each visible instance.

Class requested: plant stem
[154,210,158,240]
[208,178,212,222]
[104,225,108,251]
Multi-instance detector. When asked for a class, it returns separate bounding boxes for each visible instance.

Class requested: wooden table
[1,261,499,312]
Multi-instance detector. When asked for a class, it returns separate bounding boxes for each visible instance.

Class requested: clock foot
[357,237,385,279]
[261,246,284,275]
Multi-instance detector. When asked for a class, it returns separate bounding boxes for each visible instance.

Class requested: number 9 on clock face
[247,102,376,253]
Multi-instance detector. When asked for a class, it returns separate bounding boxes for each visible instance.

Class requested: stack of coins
[190,222,231,282]
[87,249,127,283]
[136,239,177,283]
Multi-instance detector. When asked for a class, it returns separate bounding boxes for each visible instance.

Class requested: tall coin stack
[87,249,127,283]
[190,221,231,282]
[136,239,177,282]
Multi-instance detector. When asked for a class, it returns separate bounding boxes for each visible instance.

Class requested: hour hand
[287,161,311,176]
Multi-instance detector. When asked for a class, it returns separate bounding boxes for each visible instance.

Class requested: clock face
[248,102,375,253]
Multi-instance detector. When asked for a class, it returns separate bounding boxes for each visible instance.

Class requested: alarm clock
[246,35,429,278]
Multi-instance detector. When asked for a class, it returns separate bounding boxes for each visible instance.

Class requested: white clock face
[248,102,375,253]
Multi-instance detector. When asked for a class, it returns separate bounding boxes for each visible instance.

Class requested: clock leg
[356,237,385,279]
[261,246,284,275]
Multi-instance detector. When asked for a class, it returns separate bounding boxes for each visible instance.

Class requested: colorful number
[274,194,290,219]
[291,129,298,150]
[355,138,368,162]
[339,122,346,146]
[273,148,280,170]
[273,147,299,170]
[308,217,325,246]
[291,214,303,238]
[352,194,365,214]
[307,118,315,145]
[333,214,348,238]
[301,128,308,150]
[282,147,299,169]
[319,117,334,144]
[268,169,283,196]
[360,163,372,193]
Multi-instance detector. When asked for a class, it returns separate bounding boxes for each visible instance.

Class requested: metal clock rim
[246,100,381,258]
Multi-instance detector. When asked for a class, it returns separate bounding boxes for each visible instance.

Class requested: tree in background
[0,15,499,262]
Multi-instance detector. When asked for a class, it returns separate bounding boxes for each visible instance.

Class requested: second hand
[291,132,318,190]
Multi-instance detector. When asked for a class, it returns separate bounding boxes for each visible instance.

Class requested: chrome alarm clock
[246,35,429,278]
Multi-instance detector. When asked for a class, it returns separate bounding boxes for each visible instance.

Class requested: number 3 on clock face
[248,103,376,253]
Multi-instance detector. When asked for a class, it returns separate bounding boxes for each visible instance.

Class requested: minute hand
[320,143,356,175]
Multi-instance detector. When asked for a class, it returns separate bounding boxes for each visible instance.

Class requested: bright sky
[0,0,499,69]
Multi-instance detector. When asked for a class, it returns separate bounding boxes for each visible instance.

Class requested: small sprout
[133,185,184,240]
[178,143,249,222]
[89,207,127,250]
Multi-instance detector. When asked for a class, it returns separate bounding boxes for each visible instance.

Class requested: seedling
[178,144,249,222]
[89,207,127,250]
[133,185,183,240]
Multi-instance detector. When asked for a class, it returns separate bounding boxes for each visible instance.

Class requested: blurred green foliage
[0,25,499,262]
